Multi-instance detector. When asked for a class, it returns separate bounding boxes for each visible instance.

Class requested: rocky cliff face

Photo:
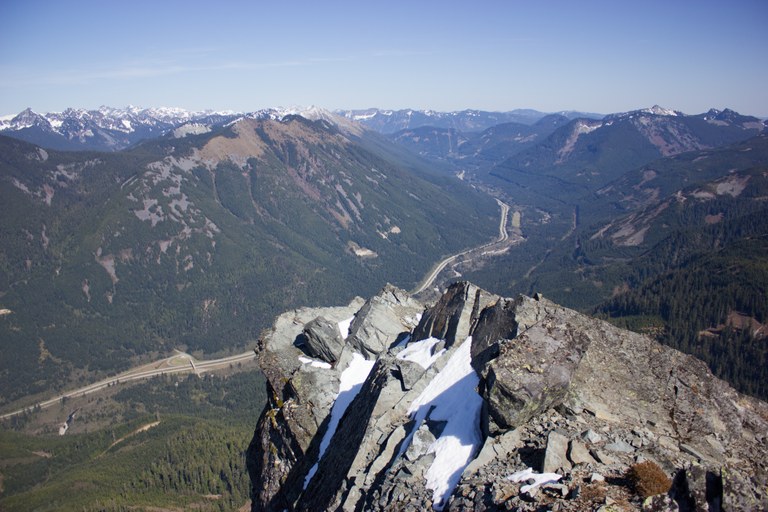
[247,282,768,511]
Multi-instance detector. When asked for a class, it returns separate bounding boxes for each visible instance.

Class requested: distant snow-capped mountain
[604,104,766,129]
[0,106,238,151]
[0,106,358,152]
[0,106,207,133]
[3,104,764,153]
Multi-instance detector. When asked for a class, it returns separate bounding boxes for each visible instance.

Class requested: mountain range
[0,106,227,151]
[387,113,573,170]
[488,106,766,196]
[2,103,766,402]
[0,111,497,405]
[337,108,603,134]
[0,106,603,153]
[0,103,767,512]
[0,105,361,152]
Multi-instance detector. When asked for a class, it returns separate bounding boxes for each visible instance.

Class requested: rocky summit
[246,282,768,511]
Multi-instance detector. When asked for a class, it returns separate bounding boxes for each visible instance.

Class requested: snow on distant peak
[575,119,602,133]
[0,115,14,131]
[605,105,683,121]
[642,105,678,116]
[172,123,212,138]
[351,111,379,121]
[267,106,363,134]
[150,106,191,116]
[245,106,336,124]
[224,116,247,127]
[271,105,332,121]
[296,105,332,120]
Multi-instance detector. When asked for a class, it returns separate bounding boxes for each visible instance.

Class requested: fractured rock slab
[568,439,597,466]
[542,431,571,474]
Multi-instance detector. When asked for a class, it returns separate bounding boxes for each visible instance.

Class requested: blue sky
[1,0,766,116]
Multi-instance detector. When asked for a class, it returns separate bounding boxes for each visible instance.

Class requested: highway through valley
[0,350,256,421]
[412,199,512,295]
[2,198,513,422]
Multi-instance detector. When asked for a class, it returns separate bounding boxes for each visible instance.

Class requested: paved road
[496,199,510,242]
[0,350,256,421]
[412,199,511,295]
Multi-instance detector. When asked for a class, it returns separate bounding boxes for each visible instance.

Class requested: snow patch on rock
[404,337,483,510]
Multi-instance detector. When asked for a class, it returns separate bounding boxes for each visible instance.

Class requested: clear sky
[1,0,766,116]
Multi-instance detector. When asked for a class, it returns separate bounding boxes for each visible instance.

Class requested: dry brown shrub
[580,482,606,503]
[628,460,672,498]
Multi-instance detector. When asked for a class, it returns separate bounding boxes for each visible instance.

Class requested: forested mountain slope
[0,115,497,406]
[464,135,768,398]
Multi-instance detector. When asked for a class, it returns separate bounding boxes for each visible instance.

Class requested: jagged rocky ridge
[246,282,768,511]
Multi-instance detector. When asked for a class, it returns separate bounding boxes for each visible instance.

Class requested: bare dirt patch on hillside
[199,119,267,168]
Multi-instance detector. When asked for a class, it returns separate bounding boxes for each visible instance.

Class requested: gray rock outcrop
[347,284,423,359]
[247,281,768,512]
[412,281,499,348]
[474,294,592,431]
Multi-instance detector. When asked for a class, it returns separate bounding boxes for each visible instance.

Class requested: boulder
[347,284,423,359]
[477,295,592,431]
[669,465,722,512]
[395,358,426,391]
[301,316,344,363]
[605,439,635,453]
[405,424,436,462]
[581,429,603,444]
[469,297,519,373]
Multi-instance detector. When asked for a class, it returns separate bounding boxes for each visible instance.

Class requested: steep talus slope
[247,281,768,511]
[0,115,497,406]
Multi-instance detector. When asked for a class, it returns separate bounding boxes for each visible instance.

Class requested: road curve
[0,350,256,421]
[412,199,510,295]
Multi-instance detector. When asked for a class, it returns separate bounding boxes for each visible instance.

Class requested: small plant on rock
[628,460,672,498]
